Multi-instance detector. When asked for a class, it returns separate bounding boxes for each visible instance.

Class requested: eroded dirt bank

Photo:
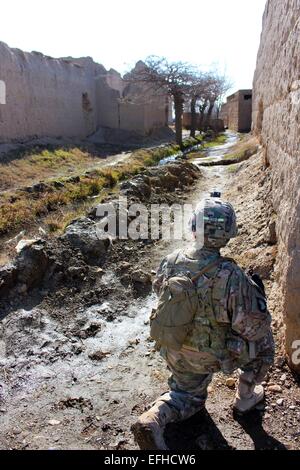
[0,134,299,450]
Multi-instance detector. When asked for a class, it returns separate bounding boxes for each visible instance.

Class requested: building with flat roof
[220,89,252,132]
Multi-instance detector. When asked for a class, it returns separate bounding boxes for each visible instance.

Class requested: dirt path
[0,134,299,451]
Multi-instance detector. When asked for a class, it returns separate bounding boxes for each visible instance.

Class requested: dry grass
[0,147,99,191]
[0,143,181,237]
[222,135,259,162]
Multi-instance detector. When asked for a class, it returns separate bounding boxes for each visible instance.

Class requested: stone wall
[0,42,168,144]
[253,0,300,372]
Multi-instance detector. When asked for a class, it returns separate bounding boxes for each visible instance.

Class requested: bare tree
[186,73,215,137]
[184,72,231,136]
[127,56,195,148]
[204,74,232,130]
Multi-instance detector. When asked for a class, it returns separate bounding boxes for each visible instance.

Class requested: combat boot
[233,379,264,414]
[131,400,179,450]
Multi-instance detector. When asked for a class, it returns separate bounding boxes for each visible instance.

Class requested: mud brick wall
[0,43,99,142]
[0,42,168,144]
[253,0,300,371]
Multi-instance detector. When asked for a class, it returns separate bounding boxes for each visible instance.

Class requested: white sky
[1,0,266,95]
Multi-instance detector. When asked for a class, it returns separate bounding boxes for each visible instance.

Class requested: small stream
[159,130,239,166]
[192,131,239,166]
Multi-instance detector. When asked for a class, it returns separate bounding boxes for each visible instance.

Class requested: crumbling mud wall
[0,42,168,144]
[253,0,300,372]
[0,43,99,142]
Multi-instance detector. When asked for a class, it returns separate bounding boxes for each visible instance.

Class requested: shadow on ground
[232,409,287,450]
[164,408,287,450]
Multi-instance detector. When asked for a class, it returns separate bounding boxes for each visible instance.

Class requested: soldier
[131,196,274,450]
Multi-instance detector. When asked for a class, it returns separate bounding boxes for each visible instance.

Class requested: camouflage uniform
[132,197,275,449]
[152,245,274,421]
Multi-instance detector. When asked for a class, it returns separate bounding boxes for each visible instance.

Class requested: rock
[150,172,179,192]
[48,419,61,426]
[275,356,286,368]
[62,217,110,265]
[4,230,26,246]
[88,350,110,361]
[80,321,102,338]
[276,398,284,406]
[25,182,52,194]
[67,266,88,278]
[15,239,50,290]
[16,238,40,253]
[120,175,151,200]
[119,262,131,271]
[72,343,85,355]
[128,339,140,346]
[0,263,17,297]
[115,440,128,450]
[267,384,283,393]
[280,374,287,382]
[289,405,296,410]
[16,309,46,331]
[226,378,236,388]
[101,423,111,431]
[52,181,65,189]
[38,227,47,236]
[130,270,152,285]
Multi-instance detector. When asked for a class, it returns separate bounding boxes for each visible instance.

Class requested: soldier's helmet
[190,197,238,248]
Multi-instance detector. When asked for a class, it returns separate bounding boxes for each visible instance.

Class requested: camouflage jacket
[153,245,272,373]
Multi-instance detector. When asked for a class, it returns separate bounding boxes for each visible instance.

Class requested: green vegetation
[0,139,191,236]
[202,133,227,148]
[181,134,204,149]
[186,133,227,159]
[222,145,258,163]
[227,164,239,174]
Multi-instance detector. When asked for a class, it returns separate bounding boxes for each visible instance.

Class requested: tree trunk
[205,101,215,130]
[174,94,183,148]
[198,102,207,131]
[190,97,197,138]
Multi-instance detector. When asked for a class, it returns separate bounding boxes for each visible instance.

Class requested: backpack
[150,253,227,351]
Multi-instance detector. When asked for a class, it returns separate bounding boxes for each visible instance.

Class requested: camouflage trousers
[155,332,275,421]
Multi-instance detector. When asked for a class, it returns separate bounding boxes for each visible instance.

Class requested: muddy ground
[0,133,299,450]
